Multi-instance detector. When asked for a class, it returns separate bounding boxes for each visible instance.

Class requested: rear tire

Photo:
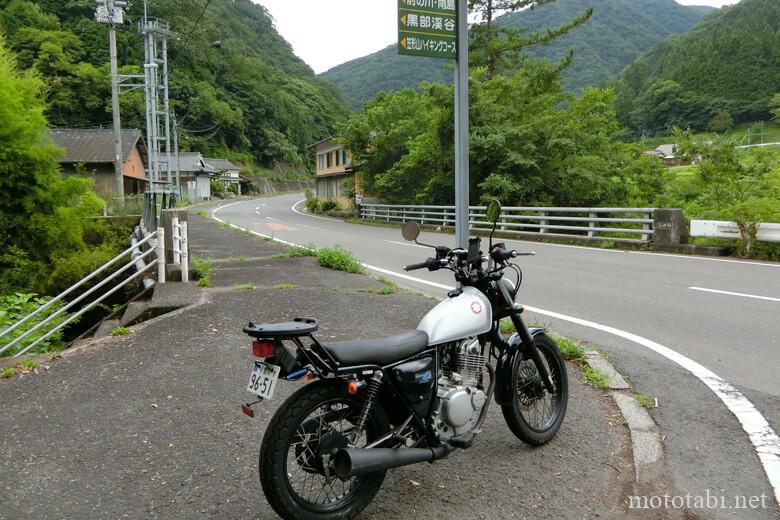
[501,333,568,445]
[260,380,389,520]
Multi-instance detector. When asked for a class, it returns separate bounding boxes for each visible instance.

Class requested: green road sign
[398,0,458,59]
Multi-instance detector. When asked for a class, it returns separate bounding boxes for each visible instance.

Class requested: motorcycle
[241,200,568,520]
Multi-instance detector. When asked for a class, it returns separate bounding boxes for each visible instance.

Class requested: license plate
[247,361,281,400]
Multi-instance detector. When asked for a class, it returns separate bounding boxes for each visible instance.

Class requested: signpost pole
[454,0,469,249]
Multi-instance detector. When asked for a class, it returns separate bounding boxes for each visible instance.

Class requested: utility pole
[454,0,470,249]
[96,0,128,200]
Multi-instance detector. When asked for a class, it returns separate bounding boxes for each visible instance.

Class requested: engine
[432,338,488,441]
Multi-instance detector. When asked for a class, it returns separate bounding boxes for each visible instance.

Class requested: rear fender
[494,328,548,406]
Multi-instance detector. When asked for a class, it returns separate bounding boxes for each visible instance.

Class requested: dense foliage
[321,0,711,108]
[0,293,70,356]
[0,0,348,167]
[341,61,666,208]
[662,133,780,257]
[615,0,780,135]
[0,33,124,295]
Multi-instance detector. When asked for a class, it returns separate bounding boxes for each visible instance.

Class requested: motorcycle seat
[320,330,429,366]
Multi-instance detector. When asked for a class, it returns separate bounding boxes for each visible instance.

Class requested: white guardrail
[360,204,656,241]
[691,220,780,243]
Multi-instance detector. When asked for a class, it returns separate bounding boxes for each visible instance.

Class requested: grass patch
[111,326,130,336]
[584,367,610,389]
[193,257,214,287]
[274,244,317,259]
[233,283,256,291]
[600,240,617,249]
[377,285,396,295]
[19,359,39,369]
[196,210,208,218]
[317,246,363,274]
[499,318,515,334]
[635,393,655,409]
[273,283,297,289]
[556,336,586,362]
[2,367,16,378]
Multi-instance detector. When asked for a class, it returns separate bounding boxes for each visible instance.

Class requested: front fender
[494,328,547,406]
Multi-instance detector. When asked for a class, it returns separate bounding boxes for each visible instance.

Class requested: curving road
[212,193,780,514]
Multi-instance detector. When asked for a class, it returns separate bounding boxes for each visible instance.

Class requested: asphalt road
[212,193,780,516]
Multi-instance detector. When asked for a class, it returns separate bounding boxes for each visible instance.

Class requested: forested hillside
[615,0,780,135]
[0,0,348,167]
[321,0,712,108]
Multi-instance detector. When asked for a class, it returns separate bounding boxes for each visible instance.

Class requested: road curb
[583,349,665,485]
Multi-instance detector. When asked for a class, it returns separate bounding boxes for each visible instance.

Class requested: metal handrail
[11,262,158,358]
[0,247,157,356]
[0,232,158,342]
[1,226,166,358]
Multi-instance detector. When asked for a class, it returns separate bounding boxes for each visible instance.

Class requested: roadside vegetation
[316,247,363,274]
[0,293,70,357]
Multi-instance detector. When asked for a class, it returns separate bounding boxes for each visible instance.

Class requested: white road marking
[291,199,344,222]
[382,239,429,249]
[265,216,279,221]
[690,287,780,303]
[630,251,780,268]
[214,199,780,504]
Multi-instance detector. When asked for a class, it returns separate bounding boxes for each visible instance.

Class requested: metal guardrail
[0,226,167,358]
[360,204,656,241]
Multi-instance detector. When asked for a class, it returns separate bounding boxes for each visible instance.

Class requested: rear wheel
[260,380,389,520]
[501,333,568,445]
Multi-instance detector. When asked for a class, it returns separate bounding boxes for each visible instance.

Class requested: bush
[321,200,340,211]
[0,293,71,357]
[306,198,320,212]
[210,180,226,198]
[316,247,363,274]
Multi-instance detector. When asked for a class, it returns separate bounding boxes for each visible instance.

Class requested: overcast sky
[255,0,740,74]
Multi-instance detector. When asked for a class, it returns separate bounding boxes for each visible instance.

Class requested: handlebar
[404,258,443,272]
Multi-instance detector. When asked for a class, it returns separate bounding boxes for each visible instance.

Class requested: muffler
[333,445,452,479]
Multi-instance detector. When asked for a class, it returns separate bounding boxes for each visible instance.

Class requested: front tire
[501,333,568,445]
[259,380,389,520]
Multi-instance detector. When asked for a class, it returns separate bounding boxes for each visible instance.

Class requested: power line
[181,0,213,49]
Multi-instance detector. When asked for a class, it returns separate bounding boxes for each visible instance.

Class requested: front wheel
[259,380,389,520]
[501,333,568,445]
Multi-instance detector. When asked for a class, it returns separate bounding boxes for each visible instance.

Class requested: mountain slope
[0,0,347,166]
[615,0,780,134]
[320,0,713,108]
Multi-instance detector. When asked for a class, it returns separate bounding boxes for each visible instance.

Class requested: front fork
[495,280,555,395]
[508,311,555,394]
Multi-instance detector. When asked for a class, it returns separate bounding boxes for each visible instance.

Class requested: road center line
[690,287,780,302]
[213,199,780,505]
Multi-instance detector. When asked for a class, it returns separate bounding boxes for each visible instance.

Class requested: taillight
[252,340,275,358]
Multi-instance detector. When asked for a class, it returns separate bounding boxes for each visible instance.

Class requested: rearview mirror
[486,199,502,223]
[402,221,421,242]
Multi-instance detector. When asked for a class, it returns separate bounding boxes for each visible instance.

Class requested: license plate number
[247,361,281,400]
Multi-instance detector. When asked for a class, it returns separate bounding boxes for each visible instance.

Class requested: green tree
[770,92,780,120]
[469,0,592,78]
[0,34,109,294]
[708,110,734,134]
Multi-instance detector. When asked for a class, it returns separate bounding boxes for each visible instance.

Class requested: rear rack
[243,317,318,338]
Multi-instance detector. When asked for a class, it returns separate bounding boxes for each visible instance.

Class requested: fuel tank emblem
[470,301,483,314]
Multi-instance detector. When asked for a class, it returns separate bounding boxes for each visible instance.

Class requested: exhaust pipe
[333,445,453,479]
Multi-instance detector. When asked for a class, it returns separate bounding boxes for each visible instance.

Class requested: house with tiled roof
[49,128,148,197]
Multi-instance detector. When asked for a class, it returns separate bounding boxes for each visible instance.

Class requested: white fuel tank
[417,287,492,345]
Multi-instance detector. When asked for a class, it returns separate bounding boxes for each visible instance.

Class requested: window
[318,154,324,171]
[341,150,348,165]
[326,152,332,168]
[316,179,327,198]
[335,150,341,166]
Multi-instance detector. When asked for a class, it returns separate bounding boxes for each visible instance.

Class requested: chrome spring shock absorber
[352,371,383,440]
